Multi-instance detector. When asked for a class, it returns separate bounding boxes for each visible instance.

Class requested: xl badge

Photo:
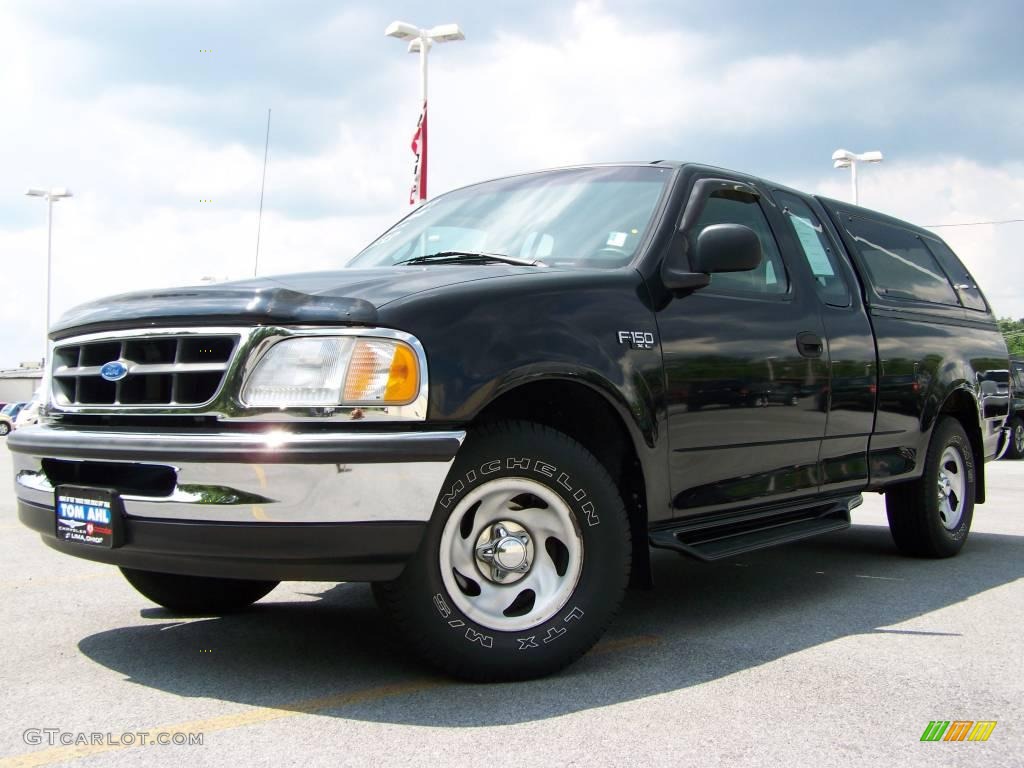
[100,361,129,382]
[617,330,656,350]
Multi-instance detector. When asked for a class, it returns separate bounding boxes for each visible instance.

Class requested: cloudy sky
[2,0,1022,368]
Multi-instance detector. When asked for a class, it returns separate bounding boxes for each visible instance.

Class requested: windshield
[349,166,671,269]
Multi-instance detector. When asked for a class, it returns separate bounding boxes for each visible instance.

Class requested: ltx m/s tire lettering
[439,460,600,525]
[373,420,631,682]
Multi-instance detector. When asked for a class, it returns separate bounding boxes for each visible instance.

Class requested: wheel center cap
[474,521,534,584]
[494,536,528,570]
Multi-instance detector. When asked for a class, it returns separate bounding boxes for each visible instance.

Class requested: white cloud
[1,0,1021,370]
[803,159,1024,319]
[425,1,960,187]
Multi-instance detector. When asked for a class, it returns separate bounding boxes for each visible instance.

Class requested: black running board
[649,495,861,562]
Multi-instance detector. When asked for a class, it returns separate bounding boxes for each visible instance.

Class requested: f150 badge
[617,330,656,350]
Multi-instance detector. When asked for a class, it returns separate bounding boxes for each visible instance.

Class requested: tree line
[998,317,1024,357]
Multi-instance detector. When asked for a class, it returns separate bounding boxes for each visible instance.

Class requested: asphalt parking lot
[0,442,1021,768]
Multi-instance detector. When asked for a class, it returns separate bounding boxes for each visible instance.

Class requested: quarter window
[845,217,958,305]
[775,192,851,307]
[923,238,989,312]
[695,193,788,295]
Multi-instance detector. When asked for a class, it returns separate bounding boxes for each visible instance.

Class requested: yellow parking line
[1,634,663,767]
[251,465,271,520]
[590,634,661,655]
[0,680,442,768]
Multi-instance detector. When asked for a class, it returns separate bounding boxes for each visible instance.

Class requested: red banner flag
[409,100,428,205]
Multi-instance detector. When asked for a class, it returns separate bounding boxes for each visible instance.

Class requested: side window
[775,191,851,307]
[845,217,958,305]
[1012,365,1024,392]
[923,238,989,312]
[695,193,789,295]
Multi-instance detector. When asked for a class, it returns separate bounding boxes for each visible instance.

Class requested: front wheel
[1004,416,1024,460]
[120,568,278,614]
[0,422,10,436]
[374,420,631,681]
[885,417,976,558]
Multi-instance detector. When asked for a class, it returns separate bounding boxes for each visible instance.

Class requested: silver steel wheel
[439,477,583,633]
[1015,423,1024,455]
[937,445,966,530]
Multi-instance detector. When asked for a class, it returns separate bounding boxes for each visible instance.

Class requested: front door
[658,177,829,516]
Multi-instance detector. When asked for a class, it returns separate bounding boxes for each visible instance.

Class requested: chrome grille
[52,333,239,407]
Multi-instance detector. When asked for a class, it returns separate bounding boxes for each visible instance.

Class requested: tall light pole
[385,20,465,205]
[832,149,883,205]
[25,187,73,364]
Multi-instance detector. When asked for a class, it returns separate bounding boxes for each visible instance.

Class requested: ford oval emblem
[100,361,129,382]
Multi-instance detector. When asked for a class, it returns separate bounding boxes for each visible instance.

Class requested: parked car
[14,390,43,430]
[8,162,1011,681]
[0,402,27,436]
[1003,359,1024,459]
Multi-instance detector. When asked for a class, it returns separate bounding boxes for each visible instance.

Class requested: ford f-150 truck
[8,162,1012,681]
[991,360,1024,459]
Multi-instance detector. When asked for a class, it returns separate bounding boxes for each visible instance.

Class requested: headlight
[241,336,420,407]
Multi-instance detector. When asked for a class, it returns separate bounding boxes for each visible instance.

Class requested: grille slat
[51,333,239,408]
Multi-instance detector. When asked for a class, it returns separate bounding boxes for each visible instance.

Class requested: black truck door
[771,189,877,494]
[659,177,829,516]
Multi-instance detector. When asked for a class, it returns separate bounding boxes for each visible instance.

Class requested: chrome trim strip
[54,362,230,377]
[47,325,430,422]
[8,425,464,464]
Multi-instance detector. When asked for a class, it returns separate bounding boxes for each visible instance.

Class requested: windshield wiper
[395,251,543,267]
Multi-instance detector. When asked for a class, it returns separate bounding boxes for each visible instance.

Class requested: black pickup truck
[8,162,1011,681]
[998,359,1024,459]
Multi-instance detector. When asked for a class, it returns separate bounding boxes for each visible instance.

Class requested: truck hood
[51,265,546,339]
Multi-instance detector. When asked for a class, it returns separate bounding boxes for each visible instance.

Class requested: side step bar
[649,495,862,562]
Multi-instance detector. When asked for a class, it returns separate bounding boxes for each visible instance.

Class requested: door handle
[796,332,823,358]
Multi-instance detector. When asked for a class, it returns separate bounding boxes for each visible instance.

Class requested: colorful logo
[100,360,129,382]
[920,721,997,742]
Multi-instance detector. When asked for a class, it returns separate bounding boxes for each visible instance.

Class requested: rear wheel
[885,417,975,558]
[1005,416,1024,460]
[0,422,10,436]
[374,420,631,681]
[120,568,278,614]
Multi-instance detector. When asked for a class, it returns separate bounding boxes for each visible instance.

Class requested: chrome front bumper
[9,425,465,524]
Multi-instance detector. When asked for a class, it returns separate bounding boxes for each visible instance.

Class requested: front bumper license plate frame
[55,485,125,548]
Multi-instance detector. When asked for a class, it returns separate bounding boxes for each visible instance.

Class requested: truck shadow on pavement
[77,523,1024,726]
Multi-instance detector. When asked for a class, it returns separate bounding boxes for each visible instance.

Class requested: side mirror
[662,223,763,293]
[692,224,763,274]
[661,178,764,295]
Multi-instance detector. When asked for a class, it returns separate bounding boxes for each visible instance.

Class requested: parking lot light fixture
[385,20,465,204]
[25,187,73,364]
[832,149,883,205]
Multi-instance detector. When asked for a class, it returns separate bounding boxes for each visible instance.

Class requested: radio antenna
[254,107,271,277]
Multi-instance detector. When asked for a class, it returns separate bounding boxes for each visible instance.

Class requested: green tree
[998,317,1024,357]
